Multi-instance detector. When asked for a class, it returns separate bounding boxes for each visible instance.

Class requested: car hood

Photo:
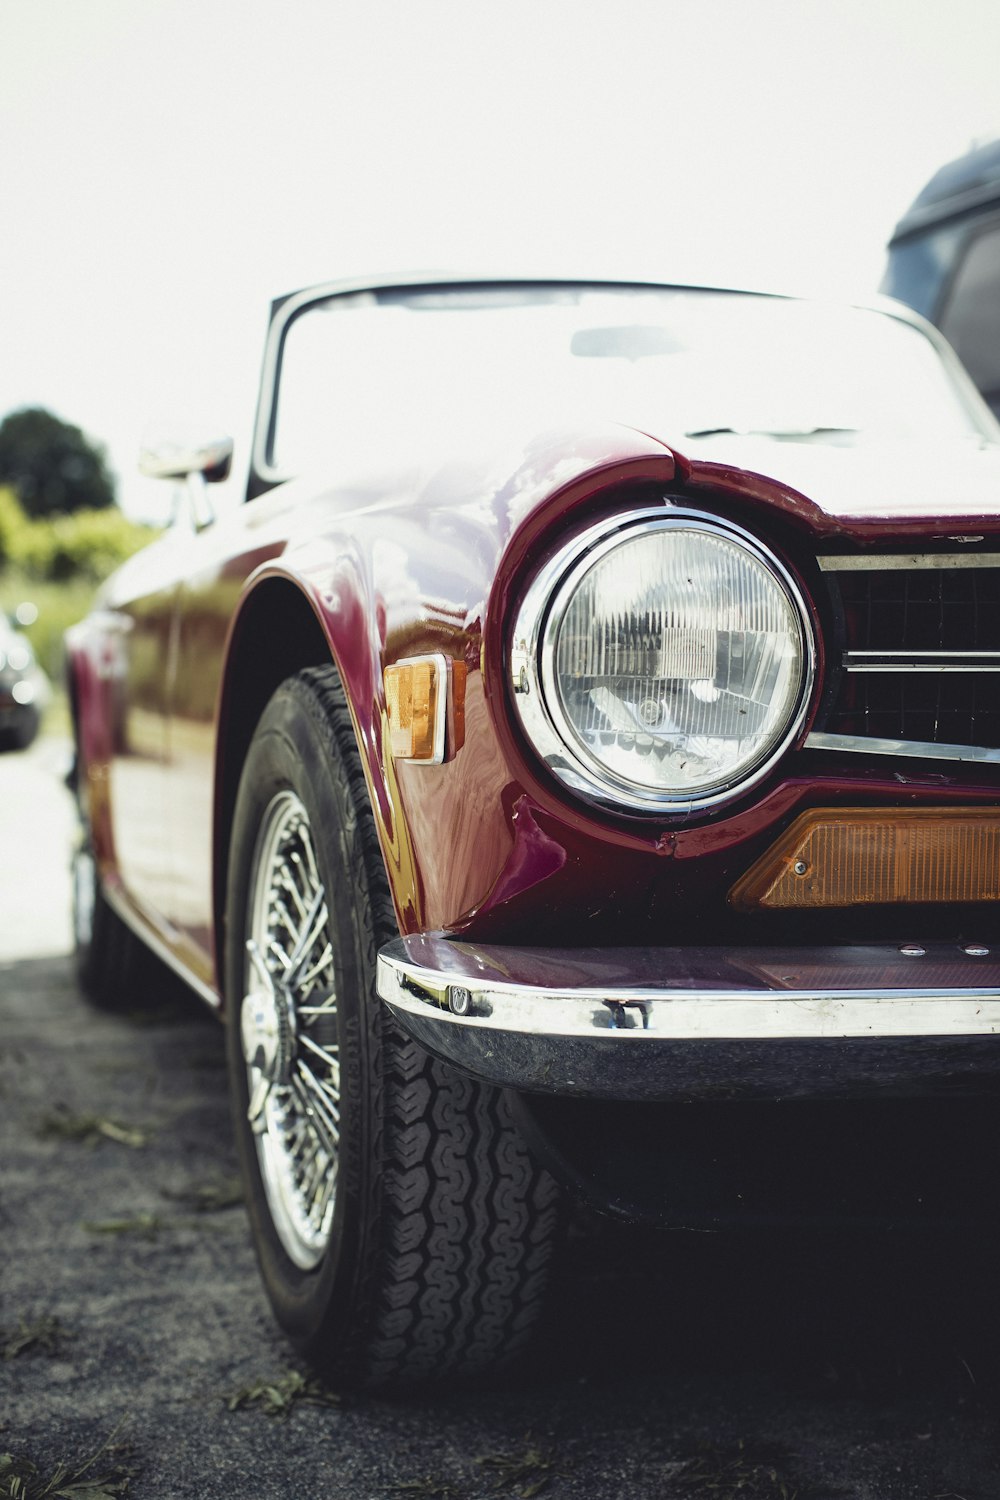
[672,431,1000,524]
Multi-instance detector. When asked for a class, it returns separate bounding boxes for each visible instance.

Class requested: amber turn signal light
[385,656,443,762]
[730,807,1000,911]
[384,653,466,764]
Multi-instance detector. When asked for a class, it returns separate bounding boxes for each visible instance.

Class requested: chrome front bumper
[376,934,1000,1101]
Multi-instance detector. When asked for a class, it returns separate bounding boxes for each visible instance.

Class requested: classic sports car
[66,276,1000,1388]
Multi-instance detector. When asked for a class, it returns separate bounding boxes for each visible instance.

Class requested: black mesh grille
[836,567,1000,653]
[822,564,1000,749]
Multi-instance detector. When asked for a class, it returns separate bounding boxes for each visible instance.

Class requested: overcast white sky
[1,0,998,517]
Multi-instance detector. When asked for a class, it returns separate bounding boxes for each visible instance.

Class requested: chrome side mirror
[139,433,234,484]
[138,429,234,531]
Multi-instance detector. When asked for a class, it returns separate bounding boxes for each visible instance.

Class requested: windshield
[267,282,994,479]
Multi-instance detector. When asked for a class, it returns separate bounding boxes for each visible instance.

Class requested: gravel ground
[2,737,999,1498]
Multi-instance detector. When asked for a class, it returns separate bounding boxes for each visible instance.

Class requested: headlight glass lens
[537,518,809,806]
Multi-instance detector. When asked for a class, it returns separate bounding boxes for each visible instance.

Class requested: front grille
[816,557,1000,756]
[826,671,1000,746]
[836,565,1000,653]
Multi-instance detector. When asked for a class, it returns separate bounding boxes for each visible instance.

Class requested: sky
[1,0,999,519]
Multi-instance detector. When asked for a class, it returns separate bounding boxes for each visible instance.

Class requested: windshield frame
[248,274,1000,501]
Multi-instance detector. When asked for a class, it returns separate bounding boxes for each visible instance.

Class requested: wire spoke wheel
[242,790,339,1270]
[226,666,560,1388]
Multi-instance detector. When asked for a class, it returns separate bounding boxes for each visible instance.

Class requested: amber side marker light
[384,653,466,764]
[731,807,1000,911]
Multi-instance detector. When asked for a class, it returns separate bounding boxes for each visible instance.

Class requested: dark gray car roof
[890,137,1000,242]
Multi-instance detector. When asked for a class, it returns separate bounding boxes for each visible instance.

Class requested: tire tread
[292,667,559,1387]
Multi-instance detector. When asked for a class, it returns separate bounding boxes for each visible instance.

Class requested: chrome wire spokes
[241,791,339,1270]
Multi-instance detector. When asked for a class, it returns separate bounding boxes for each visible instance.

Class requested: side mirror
[138,433,234,484]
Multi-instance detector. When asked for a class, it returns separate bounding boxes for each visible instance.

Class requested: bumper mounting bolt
[448,985,473,1016]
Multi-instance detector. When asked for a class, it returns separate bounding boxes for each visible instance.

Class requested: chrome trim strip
[105,882,220,1010]
[819,553,1000,571]
[377,934,1000,1043]
[844,650,1000,673]
[805,730,1000,764]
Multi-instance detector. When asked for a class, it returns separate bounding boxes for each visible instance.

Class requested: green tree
[0,406,115,517]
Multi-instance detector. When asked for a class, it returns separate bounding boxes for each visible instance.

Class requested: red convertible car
[66,276,1000,1387]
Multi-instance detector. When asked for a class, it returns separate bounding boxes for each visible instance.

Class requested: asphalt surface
[2,736,999,1498]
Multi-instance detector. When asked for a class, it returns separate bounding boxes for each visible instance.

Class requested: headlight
[510,509,814,812]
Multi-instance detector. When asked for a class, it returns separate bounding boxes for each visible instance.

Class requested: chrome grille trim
[805,731,1000,764]
[815,550,1000,756]
[819,552,1000,572]
[844,650,1000,673]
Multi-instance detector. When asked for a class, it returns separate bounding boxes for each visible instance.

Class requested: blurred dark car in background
[884,137,1000,419]
[0,607,48,750]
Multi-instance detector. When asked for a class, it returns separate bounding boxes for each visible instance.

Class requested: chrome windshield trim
[804,730,1000,763]
[819,552,1000,571]
[251,273,798,488]
[377,934,1000,1043]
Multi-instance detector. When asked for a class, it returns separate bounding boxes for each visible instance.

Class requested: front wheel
[224,667,560,1389]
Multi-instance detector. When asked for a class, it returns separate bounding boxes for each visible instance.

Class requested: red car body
[69,405,1000,969]
[65,277,1000,1385]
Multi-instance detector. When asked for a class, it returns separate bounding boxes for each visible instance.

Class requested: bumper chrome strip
[377,935,1000,1100]
[378,935,1000,1041]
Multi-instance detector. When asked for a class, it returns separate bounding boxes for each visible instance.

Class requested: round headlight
[511,510,814,812]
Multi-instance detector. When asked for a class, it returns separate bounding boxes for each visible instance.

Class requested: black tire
[0,707,40,752]
[72,837,155,1009]
[224,666,560,1389]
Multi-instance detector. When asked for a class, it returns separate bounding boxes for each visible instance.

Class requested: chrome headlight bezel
[509,506,816,814]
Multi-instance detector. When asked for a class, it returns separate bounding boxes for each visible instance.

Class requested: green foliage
[0,489,153,584]
[81,1214,164,1239]
[0,1444,131,1499]
[673,1439,823,1499]
[0,569,97,681]
[0,486,25,562]
[36,1110,150,1149]
[0,407,115,517]
[224,1368,341,1418]
[476,1444,567,1497]
[389,1481,462,1499]
[0,1317,72,1362]
[159,1176,244,1213]
[15,507,152,583]
[0,487,154,682]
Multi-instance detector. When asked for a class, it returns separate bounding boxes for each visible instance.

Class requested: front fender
[214,422,682,944]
